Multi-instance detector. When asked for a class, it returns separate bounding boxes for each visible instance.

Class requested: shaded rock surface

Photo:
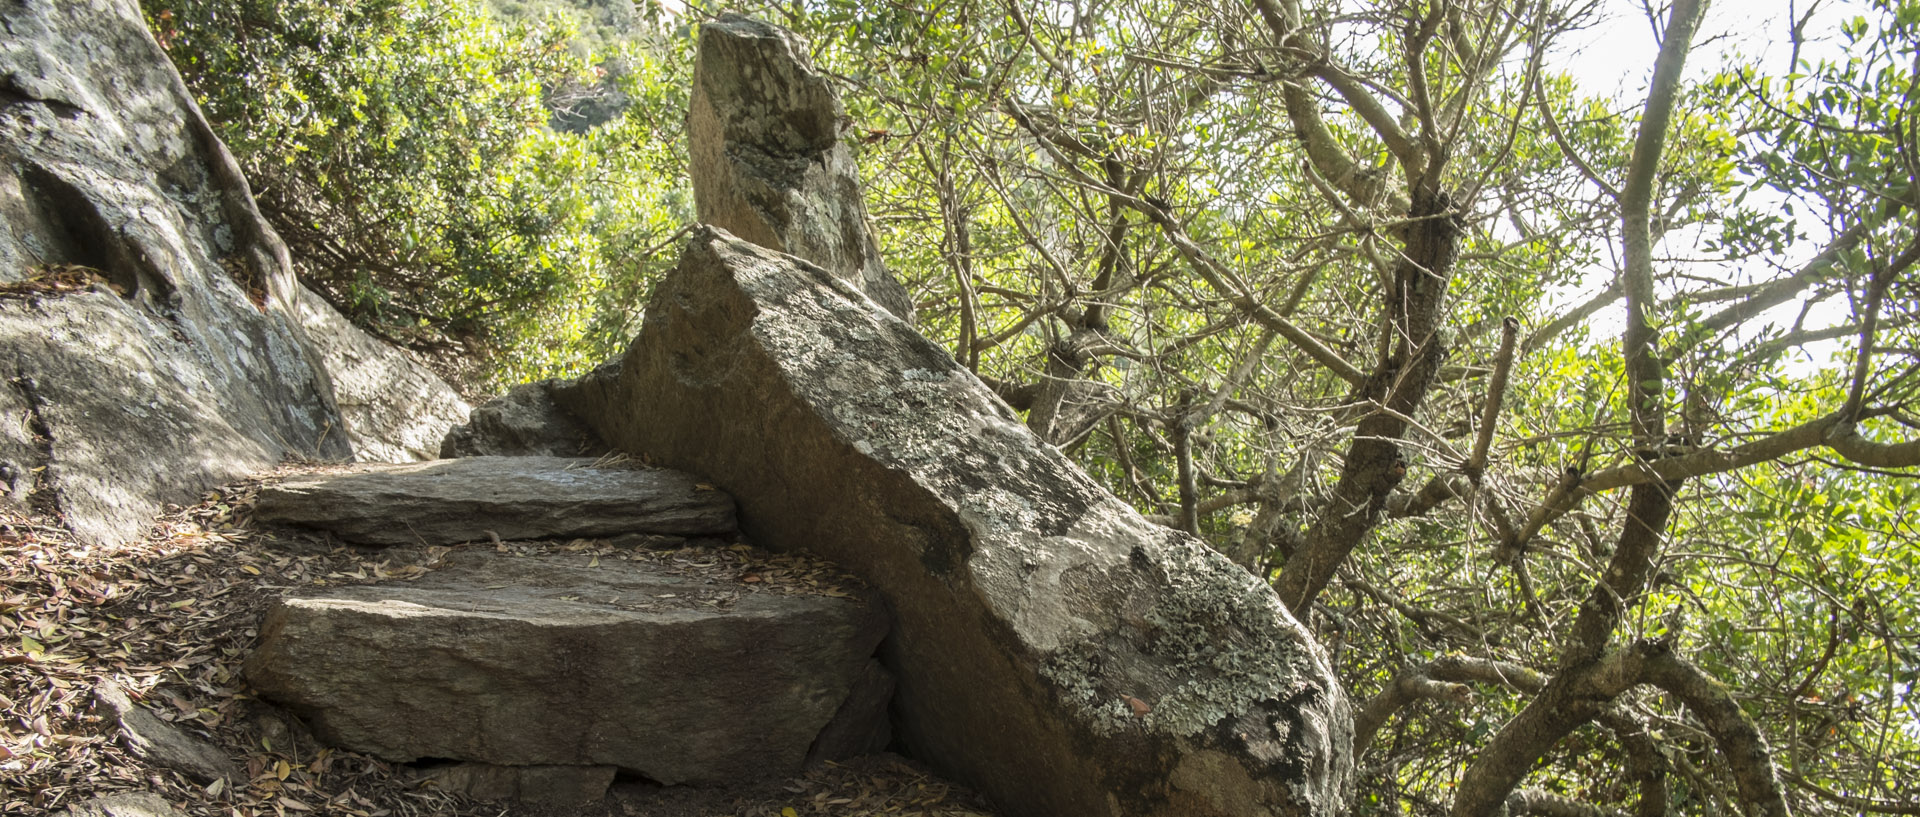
[93,681,240,785]
[243,550,890,787]
[0,0,350,545]
[555,227,1353,817]
[292,286,470,462]
[439,379,608,459]
[252,456,734,546]
[688,14,914,323]
[413,763,617,804]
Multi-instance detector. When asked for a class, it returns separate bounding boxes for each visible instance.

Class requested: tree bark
[1274,187,1462,616]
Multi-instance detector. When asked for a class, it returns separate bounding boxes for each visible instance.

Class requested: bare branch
[1844,237,1919,419]
[1535,75,1623,200]
[1359,654,1548,750]
[1639,653,1793,817]
[1340,570,1487,644]
[1315,61,1425,172]
[1528,279,1621,353]
[1620,0,1708,444]
[1249,0,1421,200]
[1469,316,1522,476]
[1174,417,1200,536]
[1784,772,1920,815]
[1694,220,1871,337]
[1449,645,1657,816]
[1386,471,1472,518]
[1577,411,1920,492]
[1138,203,1370,385]
[1356,672,1472,749]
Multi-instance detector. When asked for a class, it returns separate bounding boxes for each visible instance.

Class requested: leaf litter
[1,466,997,817]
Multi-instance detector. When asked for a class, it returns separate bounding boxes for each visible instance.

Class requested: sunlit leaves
[145,0,695,386]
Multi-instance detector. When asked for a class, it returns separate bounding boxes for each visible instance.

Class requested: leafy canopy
[150,0,1920,814]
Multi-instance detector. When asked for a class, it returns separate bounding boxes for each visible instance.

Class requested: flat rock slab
[556,227,1352,817]
[252,456,736,546]
[243,550,888,787]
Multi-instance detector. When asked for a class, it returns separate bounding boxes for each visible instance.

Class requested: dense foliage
[146,0,692,384]
[151,0,1918,815]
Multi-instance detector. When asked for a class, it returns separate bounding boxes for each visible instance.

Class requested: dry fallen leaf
[0,471,998,817]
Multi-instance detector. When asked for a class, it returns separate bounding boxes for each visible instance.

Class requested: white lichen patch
[1033,532,1331,740]
[958,497,1134,654]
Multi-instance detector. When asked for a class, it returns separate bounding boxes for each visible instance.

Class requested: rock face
[0,0,351,544]
[687,14,914,323]
[244,551,890,789]
[413,763,617,804]
[292,286,470,462]
[555,227,1353,817]
[253,456,736,546]
[440,379,609,459]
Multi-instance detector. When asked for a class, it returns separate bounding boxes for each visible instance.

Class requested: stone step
[252,456,736,546]
[243,550,891,795]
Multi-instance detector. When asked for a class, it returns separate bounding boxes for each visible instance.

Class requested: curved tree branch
[1639,653,1793,817]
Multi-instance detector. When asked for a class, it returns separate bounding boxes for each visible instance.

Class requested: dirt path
[0,470,996,817]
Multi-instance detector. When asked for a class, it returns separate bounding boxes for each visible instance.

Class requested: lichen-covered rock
[555,226,1353,817]
[687,14,914,323]
[291,286,470,462]
[244,551,889,787]
[440,379,609,459]
[253,456,736,546]
[0,0,349,544]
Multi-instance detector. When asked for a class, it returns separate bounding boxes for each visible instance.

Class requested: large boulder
[688,14,914,323]
[0,0,349,544]
[252,456,736,546]
[244,551,890,789]
[554,227,1352,817]
[291,286,470,462]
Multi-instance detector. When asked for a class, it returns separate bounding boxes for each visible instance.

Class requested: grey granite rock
[291,286,470,462]
[93,681,239,785]
[413,763,617,804]
[555,226,1353,817]
[252,456,735,545]
[688,14,914,323]
[440,380,609,459]
[0,0,350,545]
[244,551,888,786]
[62,793,184,817]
